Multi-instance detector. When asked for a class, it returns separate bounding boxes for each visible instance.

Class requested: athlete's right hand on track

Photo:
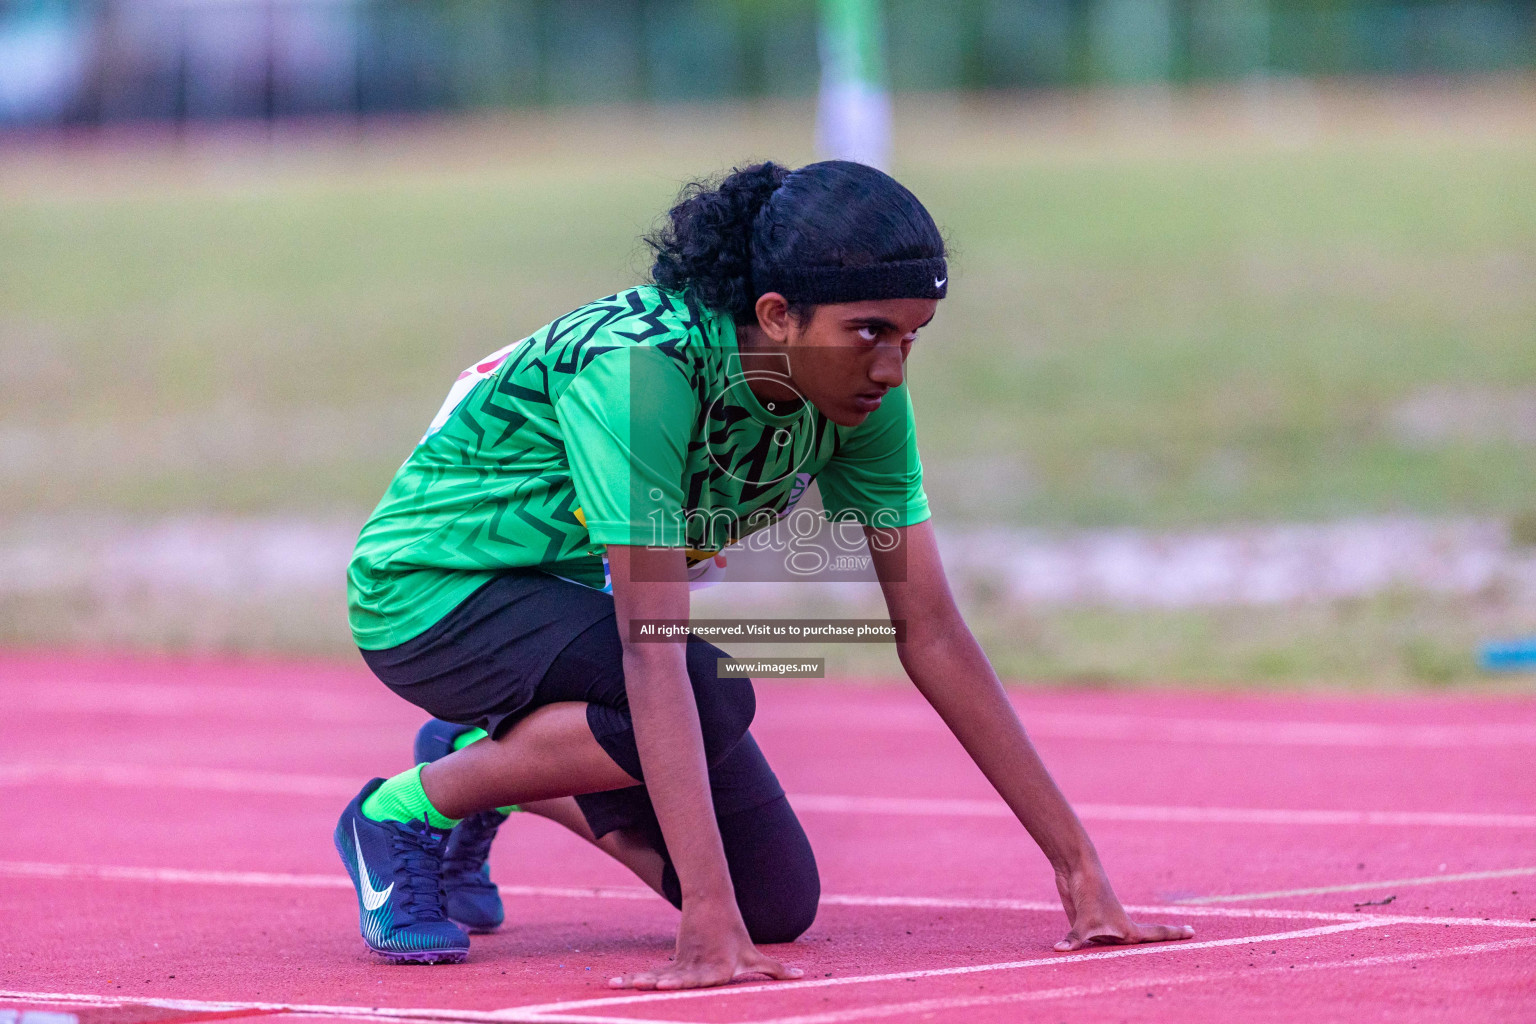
[1053,866,1195,951]
[608,900,804,990]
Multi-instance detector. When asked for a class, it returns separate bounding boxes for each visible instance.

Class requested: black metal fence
[2,0,1533,125]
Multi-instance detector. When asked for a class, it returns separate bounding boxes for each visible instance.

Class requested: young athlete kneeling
[336,160,1194,989]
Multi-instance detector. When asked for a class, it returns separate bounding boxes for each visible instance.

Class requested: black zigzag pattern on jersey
[653,295,702,367]
[476,488,559,565]
[478,356,552,447]
[551,297,632,375]
[508,496,570,565]
[683,455,708,510]
[675,290,710,335]
[616,290,675,344]
[542,476,585,544]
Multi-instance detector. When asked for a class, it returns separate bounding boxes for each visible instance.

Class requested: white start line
[4,859,1535,931]
[7,682,1536,749]
[8,927,1533,1024]
[4,762,1535,829]
[582,934,1536,1024]
[5,861,1534,1024]
[1176,864,1536,904]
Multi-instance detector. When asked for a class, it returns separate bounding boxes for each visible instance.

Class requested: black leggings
[541,614,819,944]
[602,771,820,944]
[362,570,820,944]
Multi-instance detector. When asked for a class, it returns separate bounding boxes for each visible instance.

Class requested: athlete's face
[748,295,938,428]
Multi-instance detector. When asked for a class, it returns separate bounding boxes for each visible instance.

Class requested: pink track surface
[1,651,1533,1023]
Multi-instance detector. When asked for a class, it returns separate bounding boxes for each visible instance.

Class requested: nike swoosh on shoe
[354,821,394,911]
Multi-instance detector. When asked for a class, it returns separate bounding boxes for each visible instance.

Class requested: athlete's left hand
[1053,866,1194,951]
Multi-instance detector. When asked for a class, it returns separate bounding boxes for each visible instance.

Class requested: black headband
[754,257,948,304]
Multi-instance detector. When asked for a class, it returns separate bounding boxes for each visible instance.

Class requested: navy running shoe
[333,778,471,964]
[414,719,508,934]
[441,810,509,933]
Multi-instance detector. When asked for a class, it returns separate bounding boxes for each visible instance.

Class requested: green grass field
[2,81,1534,684]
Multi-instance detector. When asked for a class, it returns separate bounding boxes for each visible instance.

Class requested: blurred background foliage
[3,96,1530,528]
[1,1,1532,686]
[1,0,1534,125]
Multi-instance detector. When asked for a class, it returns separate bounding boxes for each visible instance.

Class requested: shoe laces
[443,811,503,882]
[385,818,452,920]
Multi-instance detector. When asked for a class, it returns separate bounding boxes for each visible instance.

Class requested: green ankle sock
[451,728,488,751]
[450,728,519,816]
[361,764,460,829]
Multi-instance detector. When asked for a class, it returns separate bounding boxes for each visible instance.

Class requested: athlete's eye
[856,326,879,342]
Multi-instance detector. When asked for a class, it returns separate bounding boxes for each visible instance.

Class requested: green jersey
[347,286,930,649]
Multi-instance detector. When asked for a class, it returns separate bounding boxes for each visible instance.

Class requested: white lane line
[1179,865,1536,904]
[8,680,1535,748]
[1077,803,1536,829]
[0,990,689,1024]
[505,1018,700,1024]
[755,705,1536,748]
[0,861,355,889]
[0,683,386,723]
[0,763,357,796]
[1018,712,1536,749]
[0,990,513,1024]
[8,763,1534,830]
[5,861,1534,931]
[10,934,1531,1024]
[0,991,693,1024]
[827,891,1536,930]
[492,921,1387,1019]
[793,794,1536,829]
[718,934,1536,1024]
[0,861,657,902]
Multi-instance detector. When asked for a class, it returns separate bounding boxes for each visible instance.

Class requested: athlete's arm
[867,519,1194,951]
[604,543,803,990]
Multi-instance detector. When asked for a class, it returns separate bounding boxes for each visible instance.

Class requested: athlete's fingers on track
[608,956,803,990]
[651,959,801,990]
[1132,922,1197,944]
[1053,921,1195,951]
[740,951,804,983]
[608,967,707,990]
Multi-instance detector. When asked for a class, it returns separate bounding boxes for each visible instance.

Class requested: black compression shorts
[358,568,819,943]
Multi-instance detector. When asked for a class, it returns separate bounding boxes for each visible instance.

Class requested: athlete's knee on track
[725,796,821,945]
[740,868,820,945]
[686,639,756,767]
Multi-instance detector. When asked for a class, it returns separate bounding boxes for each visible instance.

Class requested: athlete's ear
[753,292,793,343]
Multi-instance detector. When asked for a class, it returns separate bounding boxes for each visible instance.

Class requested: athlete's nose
[868,346,904,389]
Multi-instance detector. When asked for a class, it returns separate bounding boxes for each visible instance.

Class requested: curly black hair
[646,160,945,323]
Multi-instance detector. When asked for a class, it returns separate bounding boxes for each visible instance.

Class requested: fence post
[816,0,890,169]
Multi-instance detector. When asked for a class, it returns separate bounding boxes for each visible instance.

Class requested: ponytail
[646,162,790,322]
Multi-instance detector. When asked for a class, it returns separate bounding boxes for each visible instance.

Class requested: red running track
[1,651,1533,1023]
